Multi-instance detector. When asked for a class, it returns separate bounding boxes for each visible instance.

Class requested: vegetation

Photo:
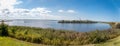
[0,20,9,36]
[58,20,98,23]
[0,37,39,46]
[0,20,120,46]
[116,24,120,29]
[95,34,120,46]
[7,26,120,45]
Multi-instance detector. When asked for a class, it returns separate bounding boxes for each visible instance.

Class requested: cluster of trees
[58,20,98,23]
[0,21,120,45]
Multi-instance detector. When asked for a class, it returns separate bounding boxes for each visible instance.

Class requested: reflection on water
[6,20,111,32]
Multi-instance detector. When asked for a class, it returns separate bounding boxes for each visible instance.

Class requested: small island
[58,20,98,23]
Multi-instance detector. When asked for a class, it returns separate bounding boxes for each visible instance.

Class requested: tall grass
[7,26,120,45]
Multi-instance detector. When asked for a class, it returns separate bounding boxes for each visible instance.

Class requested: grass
[0,36,55,46]
[2,36,120,46]
[76,36,120,46]
[0,37,39,46]
[7,26,120,45]
[95,35,120,46]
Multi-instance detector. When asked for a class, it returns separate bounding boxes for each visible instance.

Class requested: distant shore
[58,20,98,23]
[0,20,13,22]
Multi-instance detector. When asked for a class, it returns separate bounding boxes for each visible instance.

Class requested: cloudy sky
[0,0,120,21]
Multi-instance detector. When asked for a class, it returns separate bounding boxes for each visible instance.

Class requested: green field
[0,37,54,46]
[0,37,40,46]
[1,36,120,46]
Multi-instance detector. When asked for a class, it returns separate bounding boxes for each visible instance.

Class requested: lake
[6,19,111,32]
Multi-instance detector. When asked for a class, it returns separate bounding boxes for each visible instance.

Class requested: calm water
[6,20,111,32]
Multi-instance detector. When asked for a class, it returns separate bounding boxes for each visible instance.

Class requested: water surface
[6,20,111,32]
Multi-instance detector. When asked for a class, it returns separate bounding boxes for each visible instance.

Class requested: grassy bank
[0,37,40,46]
[95,34,120,46]
[7,26,120,45]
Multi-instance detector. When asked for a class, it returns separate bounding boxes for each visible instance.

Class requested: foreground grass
[1,36,120,46]
[0,36,96,46]
[95,35,120,46]
[2,36,120,46]
[0,37,35,46]
[0,37,47,46]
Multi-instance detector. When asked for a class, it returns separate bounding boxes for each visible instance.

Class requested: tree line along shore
[58,20,98,23]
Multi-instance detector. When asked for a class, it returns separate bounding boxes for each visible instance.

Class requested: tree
[0,20,9,36]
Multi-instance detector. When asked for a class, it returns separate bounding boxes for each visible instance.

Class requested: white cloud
[58,9,76,13]
[31,8,52,14]
[8,7,62,20]
[0,0,62,20]
[0,0,76,20]
[67,10,75,13]
[0,0,22,11]
[58,10,64,12]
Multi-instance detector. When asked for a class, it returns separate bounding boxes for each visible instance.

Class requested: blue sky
[0,0,120,21]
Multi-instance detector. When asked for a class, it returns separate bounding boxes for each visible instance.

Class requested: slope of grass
[0,37,44,46]
[1,36,120,46]
[95,36,120,46]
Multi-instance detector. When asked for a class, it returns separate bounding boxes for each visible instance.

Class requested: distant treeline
[0,21,120,45]
[58,20,98,23]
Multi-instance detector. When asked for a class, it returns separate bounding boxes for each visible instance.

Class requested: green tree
[0,20,9,36]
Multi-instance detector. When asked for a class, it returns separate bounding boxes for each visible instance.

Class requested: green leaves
[0,20,9,36]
